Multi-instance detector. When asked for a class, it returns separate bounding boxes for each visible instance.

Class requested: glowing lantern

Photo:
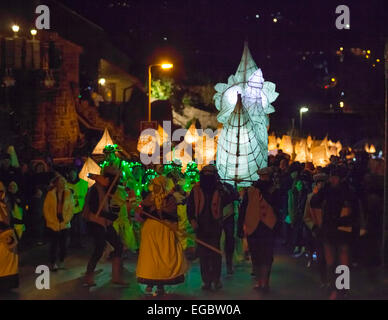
[365,144,376,154]
[279,135,293,155]
[137,132,158,155]
[79,157,101,188]
[93,128,114,154]
[184,123,200,144]
[157,125,169,145]
[195,133,217,170]
[335,141,342,154]
[166,141,193,172]
[311,145,329,167]
[307,135,313,149]
[294,139,308,162]
[268,134,277,151]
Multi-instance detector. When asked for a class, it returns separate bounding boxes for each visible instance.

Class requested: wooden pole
[96,173,120,217]
[140,210,223,256]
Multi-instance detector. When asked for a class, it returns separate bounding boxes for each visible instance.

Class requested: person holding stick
[135,176,188,296]
[187,165,225,291]
[82,166,126,287]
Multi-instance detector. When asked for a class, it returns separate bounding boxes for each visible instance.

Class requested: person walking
[136,176,188,296]
[304,173,329,286]
[238,167,277,293]
[43,176,74,271]
[82,166,126,287]
[187,165,224,291]
[310,166,356,300]
[67,167,88,249]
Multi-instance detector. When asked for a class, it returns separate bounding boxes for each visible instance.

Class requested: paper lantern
[335,141,342,154]
[365,144,376,154]
[166,141,193,172]
[157,125,169,145]
[93,128,114,154]
[195,133,217,170]
[214,42,278,187]
[79,157,101,187]
[184,123,200,144]
[311,145,329,167]
[268,134,277,151]
[279,135,293,156]
[307,135,313,149]
[137,125,169,155]
[137,132,158,155]
[294,139,308,162]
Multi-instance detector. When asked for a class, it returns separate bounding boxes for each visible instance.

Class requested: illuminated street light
[331,78,336,82]
[299,106,309,132]
[12,25,20,37]
[30,29,37,40]
[98,78,106,86]
[339,101,344,108]
[340,47,344,51]
[376,59,380,63]
[161,63,173,70]
[273,18,278,23]
[148,62,173,121]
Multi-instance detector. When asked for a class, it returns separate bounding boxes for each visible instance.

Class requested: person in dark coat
[187,165,224,291]
[238,167,277,293]
[310,166,356,299]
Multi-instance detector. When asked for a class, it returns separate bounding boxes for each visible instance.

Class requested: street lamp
[12,25,20,38]
[30,29,37,40]
[299,106,309,133]
[148,62,173,121]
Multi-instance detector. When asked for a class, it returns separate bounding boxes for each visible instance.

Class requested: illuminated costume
[67,171,89,248]
[8,181,25,240]
[112,185,138,252]
[0,225,19,291]
[136,176,188,296]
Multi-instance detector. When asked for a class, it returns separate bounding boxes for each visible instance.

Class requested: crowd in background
[0,144,384,299]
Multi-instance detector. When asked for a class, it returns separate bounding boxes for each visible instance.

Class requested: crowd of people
[0,144,384,299]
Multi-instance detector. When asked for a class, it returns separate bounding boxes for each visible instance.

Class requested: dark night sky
[2,0,387,139]
[54,0,385,121]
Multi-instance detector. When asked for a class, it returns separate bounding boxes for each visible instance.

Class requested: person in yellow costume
[0,181,19,291]
[8,181,25,240]
[43,176,74,271]
[136,176,188,296]
[112,183,138,253]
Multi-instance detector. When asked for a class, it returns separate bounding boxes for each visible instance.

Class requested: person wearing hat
[304,173,328,284]
[67,167,89,249]
[136,175,188,296]
[82,166,126,286]
[187,165,225,291]
[310,166,356,299]
[238,167,277,293]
